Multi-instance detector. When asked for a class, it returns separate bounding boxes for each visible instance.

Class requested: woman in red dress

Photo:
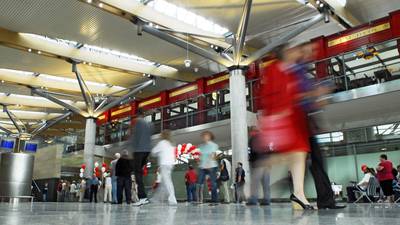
[259,45,312,210]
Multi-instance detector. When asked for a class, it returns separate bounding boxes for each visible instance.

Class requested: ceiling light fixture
[37,50,42,54]
[28,48,32,52]
[87,0,92,3]
[184,33,191,68]
[184,59,191,68]
[98,2,104,8]
[316,0,321,4]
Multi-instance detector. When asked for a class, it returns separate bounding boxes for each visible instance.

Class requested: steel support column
[0,125,12,135]
[31,111,72,137]
[94,79,154,117]
[142,25,232,67]
[72,63,95,116]
[234,0,252,65]
[31,88,87,117]
[83,118,96,178]
[2,105,24,133]
[229,69,249,188]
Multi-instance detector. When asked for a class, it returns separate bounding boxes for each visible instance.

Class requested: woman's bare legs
[286,152,310,205]
[263,151,310,206]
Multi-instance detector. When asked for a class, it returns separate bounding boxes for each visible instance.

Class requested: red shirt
[185,169,197,184]
[377,160,394,181]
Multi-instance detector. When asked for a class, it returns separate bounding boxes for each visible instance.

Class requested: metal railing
[96,60,400,146]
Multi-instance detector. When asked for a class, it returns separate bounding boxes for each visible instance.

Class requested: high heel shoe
[290,194,314,210]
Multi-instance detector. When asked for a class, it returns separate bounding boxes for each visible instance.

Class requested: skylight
[139,0,230,35]
[334,0,347,7]
[21,33,162,66]
[0,68,126,91]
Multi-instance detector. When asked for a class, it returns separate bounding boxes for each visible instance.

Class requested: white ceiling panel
[0,0,206,73]
[0,46,144,87]
[346,0,400,23]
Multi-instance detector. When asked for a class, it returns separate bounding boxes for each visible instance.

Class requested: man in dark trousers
[309,134,345,209]
[129,108,153,206]
[115,150,133,204]
[294,43,345,209]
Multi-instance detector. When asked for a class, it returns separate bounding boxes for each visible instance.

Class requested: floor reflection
[0,203,399,225]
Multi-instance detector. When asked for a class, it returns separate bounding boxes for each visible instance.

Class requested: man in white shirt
[104,174,113,203]
[70,181,77,201]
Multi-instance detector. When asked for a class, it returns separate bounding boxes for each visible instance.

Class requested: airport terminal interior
[1,0,400,224]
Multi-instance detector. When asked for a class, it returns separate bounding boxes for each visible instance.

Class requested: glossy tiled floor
[0,202,399,225]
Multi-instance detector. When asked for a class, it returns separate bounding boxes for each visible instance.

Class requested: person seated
[357,165,374,191]
[346,165,374,202]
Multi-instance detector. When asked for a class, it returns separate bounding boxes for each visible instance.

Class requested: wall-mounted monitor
[24,142,38,153]
[0,139,15,150]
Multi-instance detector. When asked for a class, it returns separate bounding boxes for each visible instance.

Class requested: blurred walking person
[151,130,177,205]
[247,126,271,206]
[129,108,153,206]
[185,165,197,203]
[110,153,120,204]
[197,131,219,205]
[116,150,133,204]
[293,43,345,209]
[258,45,313,210]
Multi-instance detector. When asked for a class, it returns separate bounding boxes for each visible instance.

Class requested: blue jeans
[248,166,271,204]
[197,167,218,203]
[112,176,118,203]
[187,183,197,202]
